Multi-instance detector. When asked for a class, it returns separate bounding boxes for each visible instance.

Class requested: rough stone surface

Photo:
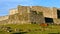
[0,6,60,24]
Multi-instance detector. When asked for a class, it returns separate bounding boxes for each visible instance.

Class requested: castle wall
[8,13,20,24]
[0,19,8,25]
[0,6,60,24]
[9,6,57,24]
[9,8,18,15]
[52,8,57,18]
[18,6,31,24]
[30,10,45,24]
[31,6,53,18]
[18,6,45,24]
[31,6,58,18]
[0,15,9,21]
[53,8,60,24]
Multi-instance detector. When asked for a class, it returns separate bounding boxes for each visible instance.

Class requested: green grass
[0,31,11,34]
[0,24,60,34]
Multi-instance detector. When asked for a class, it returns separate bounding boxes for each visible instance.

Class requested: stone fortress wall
[31,6,57,18]
[9,8,18,15]
[0,15,9,21]
[0,5,60,24]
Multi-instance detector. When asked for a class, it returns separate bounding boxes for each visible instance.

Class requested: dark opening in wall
[31,22,36,24]
[57,9,60,18]
[45,17,54,23]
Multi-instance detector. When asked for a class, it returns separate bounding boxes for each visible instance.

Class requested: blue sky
[0,0,60,16]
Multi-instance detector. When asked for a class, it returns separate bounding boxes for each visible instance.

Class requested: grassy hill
[0,24,60,34]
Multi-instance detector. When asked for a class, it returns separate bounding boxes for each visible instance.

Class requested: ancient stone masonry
[17,6,45,24]
[8,6,45,24]
[0,15,9,24]
[30,10,45,24]
[0,5,60,24]
[9,8,18,15]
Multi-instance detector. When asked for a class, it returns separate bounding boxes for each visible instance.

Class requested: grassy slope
[0,24,60,34]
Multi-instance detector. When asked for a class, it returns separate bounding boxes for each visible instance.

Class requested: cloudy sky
[0,0,60,16]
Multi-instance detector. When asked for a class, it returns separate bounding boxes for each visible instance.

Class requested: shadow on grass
[12,32,27,34]
[48,32,60,34]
